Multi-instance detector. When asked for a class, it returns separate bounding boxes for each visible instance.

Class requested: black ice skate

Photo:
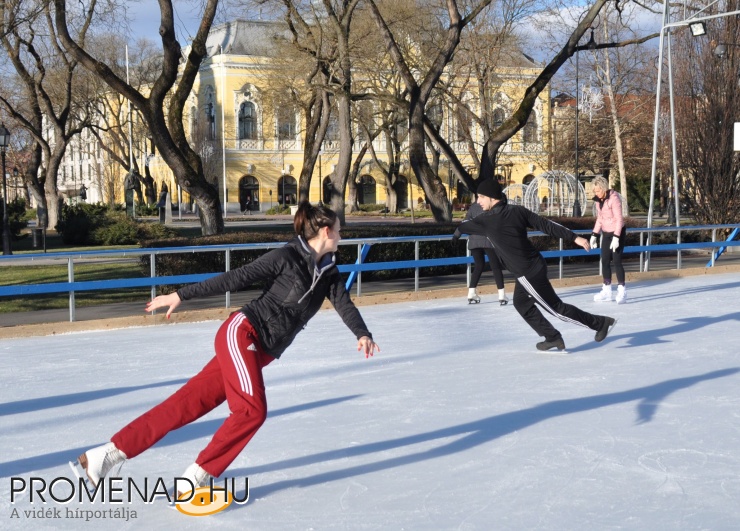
[536,337,566,352]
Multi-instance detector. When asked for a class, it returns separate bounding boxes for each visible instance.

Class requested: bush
[1,198,29,239]
[55,203,110,244]
[266,205,291,215]
[56,203,177,245]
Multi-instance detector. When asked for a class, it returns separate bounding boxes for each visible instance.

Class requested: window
[277,106,296,140]
[428,103,444,132]
[206,102,216,141]
[522,115,538,145]
[492,109,505,129]
[326,114,340,142]
[455,104,473,142]
[239,102,257,140]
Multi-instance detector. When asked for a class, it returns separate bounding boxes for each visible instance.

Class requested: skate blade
[499,300,508,306]
[68,459,94,495]
[468,299,480,304]
[537,349,570,355]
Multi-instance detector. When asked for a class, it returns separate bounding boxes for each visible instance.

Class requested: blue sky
[127,1,203,44]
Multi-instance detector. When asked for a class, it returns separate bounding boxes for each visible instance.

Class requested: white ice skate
[616,285,627,304]
[175,463,212,501]
[71,442,126,490]
[593,284,613,302]
[467,288,481,304]
[498,289,509,306]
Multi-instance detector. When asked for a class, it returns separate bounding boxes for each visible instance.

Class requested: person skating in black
[463,200,508,305]
[452,178,616,351]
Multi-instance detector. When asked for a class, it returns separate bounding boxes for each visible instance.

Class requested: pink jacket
[593,190,624,237]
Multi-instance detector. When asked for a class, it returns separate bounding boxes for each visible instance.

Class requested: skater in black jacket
[463,200,509,305]
[452,178,616,352]
[74,201,379,497]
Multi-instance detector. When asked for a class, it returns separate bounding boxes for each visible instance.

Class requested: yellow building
[64,19,550,213]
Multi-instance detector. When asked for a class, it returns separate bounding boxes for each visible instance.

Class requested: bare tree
[672,14,740,225]
[1,0,96,229]
[53,0,225,235]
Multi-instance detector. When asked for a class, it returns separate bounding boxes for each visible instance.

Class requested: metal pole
[575,49,579,186]
[1,149,11,255]
[666,30,682,269]
[646,1,670,272]
[221,55,227,217]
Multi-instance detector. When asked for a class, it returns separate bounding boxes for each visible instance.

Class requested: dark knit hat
[476,178,503,199]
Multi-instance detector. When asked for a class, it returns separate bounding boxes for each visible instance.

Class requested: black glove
[451,233,461,249]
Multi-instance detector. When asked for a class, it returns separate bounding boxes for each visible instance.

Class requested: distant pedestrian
[461,200,508,305]
[590,176,626,304]
[74,201,379,498]
[452,178,616,352]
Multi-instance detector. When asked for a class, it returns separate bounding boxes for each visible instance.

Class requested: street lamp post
[575,28,597,188]
[0,123,12,255]
[12,167,19,202]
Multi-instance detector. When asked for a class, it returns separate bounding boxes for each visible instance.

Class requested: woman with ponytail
[75,200,379,496]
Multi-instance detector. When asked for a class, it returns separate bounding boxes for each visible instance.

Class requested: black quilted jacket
[177,236,372,358]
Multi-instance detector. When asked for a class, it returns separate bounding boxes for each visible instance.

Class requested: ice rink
[2,272,740,530]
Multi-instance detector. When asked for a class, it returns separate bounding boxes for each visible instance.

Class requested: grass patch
[0,262,149,313]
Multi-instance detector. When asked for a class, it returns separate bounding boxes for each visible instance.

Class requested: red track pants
[111,312,274,477]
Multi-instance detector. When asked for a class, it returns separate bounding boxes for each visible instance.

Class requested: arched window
[357,175,377,205]
[206,102,216,141]
[326,114,340,142]
[277,105,296,140]
[455,103,473,142]
[239,175,260,212]
[190,106,198,137]
[522,115,538,145]
[428,102,444,132]
[239,102,257,140]
[492,108,505,129]
[277,175,298,205]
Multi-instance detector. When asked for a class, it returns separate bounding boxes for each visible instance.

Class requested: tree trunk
[330,92,354,225]
[601,24,629,216]
[408,89,452,221]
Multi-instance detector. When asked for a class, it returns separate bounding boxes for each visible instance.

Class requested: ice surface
[2,273,740,530]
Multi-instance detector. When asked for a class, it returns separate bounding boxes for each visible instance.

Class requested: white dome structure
[502,183,528,206]
[523,170,587,217]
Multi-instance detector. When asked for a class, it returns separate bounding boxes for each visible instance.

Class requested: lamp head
[0,123,10,148]
[586,29,597,50]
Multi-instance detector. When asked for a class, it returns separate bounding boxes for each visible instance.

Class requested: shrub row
[140,216,652,294]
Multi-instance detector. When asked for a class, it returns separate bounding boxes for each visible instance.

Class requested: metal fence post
[414,240,420,291]
[150,253,156,305]
[559,238,564,280]
[357,243,362,297]
[225,249,231,308]
[68,257,75,322]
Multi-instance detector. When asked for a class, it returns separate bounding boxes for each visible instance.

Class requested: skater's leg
[484,248,505,290]
[513,279,562,341]
[600,233,614,284]
[612,236,626,285]
[518,263,605,331]
[195,313,274,477]
[469,248,485,288]
[111,355,226,459]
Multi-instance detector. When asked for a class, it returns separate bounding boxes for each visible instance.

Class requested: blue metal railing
[2,224,739,322]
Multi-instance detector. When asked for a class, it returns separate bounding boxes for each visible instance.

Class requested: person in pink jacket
[590,176,627,304]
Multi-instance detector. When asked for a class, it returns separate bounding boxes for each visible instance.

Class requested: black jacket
[463,203,493,250]
[177,236,372,358]
[454,202,578,277]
